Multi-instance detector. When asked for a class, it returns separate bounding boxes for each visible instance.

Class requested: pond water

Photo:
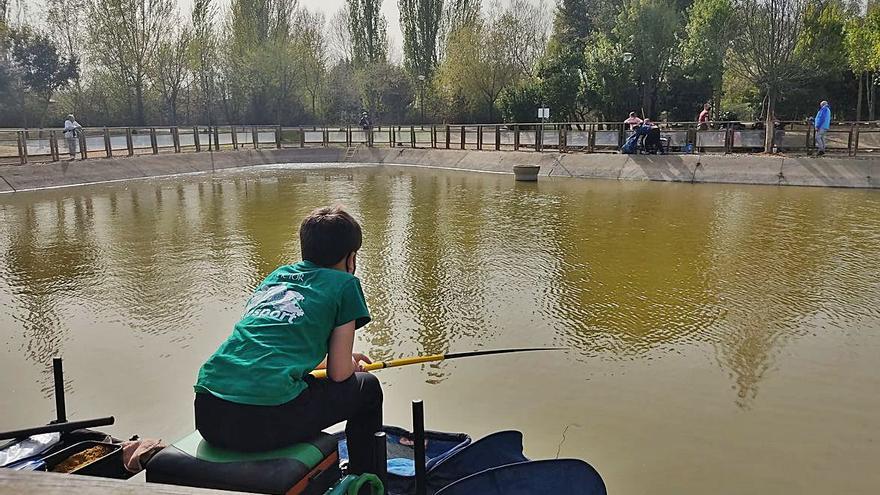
[1,165,878,493]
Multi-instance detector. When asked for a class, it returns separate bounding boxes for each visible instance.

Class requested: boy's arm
[326,322,372,382]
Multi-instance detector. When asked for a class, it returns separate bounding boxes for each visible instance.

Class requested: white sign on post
[537,107,550,120]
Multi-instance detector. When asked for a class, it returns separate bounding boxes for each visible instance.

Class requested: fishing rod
[310,347,566,379]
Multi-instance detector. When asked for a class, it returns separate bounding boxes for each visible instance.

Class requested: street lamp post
[417,74,426,123]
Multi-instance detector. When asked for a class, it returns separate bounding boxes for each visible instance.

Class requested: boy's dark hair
[300,206,362,267]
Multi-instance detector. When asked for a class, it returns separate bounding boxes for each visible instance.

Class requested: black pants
[195,372,383,474]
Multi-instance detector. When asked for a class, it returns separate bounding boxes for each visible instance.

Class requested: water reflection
[1,167,879,408]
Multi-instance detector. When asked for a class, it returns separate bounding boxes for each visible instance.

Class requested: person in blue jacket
[814,101,831,156]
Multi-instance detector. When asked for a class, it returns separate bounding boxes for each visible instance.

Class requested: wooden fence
[3,121,880,165]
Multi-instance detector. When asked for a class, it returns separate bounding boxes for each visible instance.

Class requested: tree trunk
[856,72,863,122]
[764,89,774,153]
[135,83,146,125]
[869,72,876,122]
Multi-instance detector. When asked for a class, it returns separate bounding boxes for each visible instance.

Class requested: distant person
[358,112,372,131]
[698,103,711,130]
[63,114,82,160]
[814,100,831,156]
[623,112,643,130]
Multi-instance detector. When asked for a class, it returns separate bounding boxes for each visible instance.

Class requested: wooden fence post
[460,126,466,150]
[299,127,305,148]
[126,128,134,156]
[495,125,501,151]
[50,130,59,161]
[560,126,567,153]
[847,123,854,156]
[104,127,113,157]
[588,124,595,153]
[252,127,259,149]
[276,126,282,149]
[477,126,483,150]
[411,125,416,148]
[150,128,158,154]
[79,131,88,159]
[194,127,201,152]
[853,123,860,157]
[213,126,220,151]
[445,125,450,149]
[17,131,27,164]
[173,127,181,153]
[514,125,520,151]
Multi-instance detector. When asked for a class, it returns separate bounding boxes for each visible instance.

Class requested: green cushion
[173,431,324,467]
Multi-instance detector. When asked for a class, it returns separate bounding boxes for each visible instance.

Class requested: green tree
[844,3,880,120]
[613,0,682,118]
[438,18,520,121]
[537,0,593,121]
[580,31,639,120]
[10,28,79,127]
[348,0,388,67]
[680,0,733,114]
[498,79,543,122]
[399,0,443,78]
[728,0,808,151]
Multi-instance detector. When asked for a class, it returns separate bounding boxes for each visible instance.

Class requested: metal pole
[373,431,388,490]
[52,357,66,423]
[412,400,427,495]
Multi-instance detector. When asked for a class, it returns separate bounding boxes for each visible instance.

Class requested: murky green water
[1,165,879,493]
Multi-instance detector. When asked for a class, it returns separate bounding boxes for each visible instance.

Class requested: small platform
[0,469,251,495]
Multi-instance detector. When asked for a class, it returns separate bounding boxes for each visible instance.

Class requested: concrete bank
[0,147,877,193]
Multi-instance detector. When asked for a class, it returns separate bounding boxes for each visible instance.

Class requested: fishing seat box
[145,431,341,495]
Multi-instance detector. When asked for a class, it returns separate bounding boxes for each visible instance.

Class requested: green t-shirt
[194,261,371,406]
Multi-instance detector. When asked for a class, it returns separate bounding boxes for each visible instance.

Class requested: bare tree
[494,0,550,78]
[328,7,354,63]
[295,9,328,118]
[87,0,176,125]
[728,0,808,152]
[154,25,191,124]
[190,0,218,124]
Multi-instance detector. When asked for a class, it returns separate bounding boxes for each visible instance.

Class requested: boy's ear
[346,252,357,275]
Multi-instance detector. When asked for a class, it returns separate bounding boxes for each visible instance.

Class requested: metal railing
[2,121,879,165]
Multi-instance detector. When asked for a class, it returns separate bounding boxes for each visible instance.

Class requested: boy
[194,206,382,474]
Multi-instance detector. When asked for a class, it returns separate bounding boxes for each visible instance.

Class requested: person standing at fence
[623,112,643,130]
[63,114,83,160]
[698,103,711,130]
[814,101,831,156]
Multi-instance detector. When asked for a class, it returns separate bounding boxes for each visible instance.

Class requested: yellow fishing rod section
[310,347,565,379]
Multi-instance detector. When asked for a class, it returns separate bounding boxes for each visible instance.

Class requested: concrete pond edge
[0,147,877,194]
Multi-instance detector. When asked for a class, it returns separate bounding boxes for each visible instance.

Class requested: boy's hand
[352,352,372,372]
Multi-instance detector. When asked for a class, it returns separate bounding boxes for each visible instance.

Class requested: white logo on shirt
[244,284,305,323]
